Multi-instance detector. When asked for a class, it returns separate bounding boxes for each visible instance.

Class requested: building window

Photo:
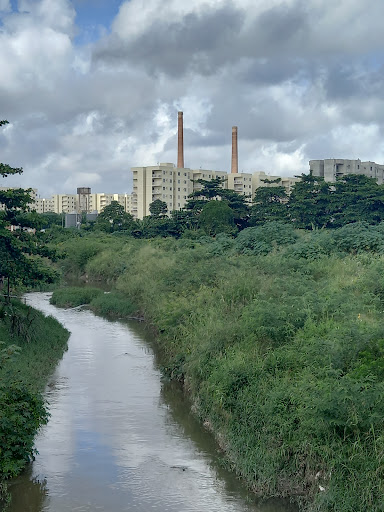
[163,178,165,182]
[163,171,165,174]
[178,187,180,191]
[178,172,180,176]
[163,187,165,190]
[178,180,180,183]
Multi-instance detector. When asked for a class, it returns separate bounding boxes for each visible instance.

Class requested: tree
[250,185,289,226]
[96,201,134,233]
[331,175,384,227]
[0,120,58,299]
[288,172,333,229]
[185,177,249,230]
[198,200,235,236]
[149,199,168,217]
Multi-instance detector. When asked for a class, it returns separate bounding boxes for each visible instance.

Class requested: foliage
[0,119,59,298]
[198,200,235,236]
[149,199,168,217]
[235,221,298,254]
[0,298,69,493]
[250,185,288,225]
[0,385,49,478]
[50,287,103,307]
[331,175,384,227]
[90,291,136,318]
[288,172,333,229]
[52,215,384,511]
[96,201,134,233]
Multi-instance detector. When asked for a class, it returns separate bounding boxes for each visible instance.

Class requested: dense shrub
[90,292,136,318]
[235,221,298,254]
[332,223,384,253]
[52,234,384,511]
[0,385,48,478]
[50,287,102,307]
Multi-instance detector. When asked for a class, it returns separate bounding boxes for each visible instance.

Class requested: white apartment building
[310,159,384,184]
[252,171,300,194]
[227,173,253,202]
[131,164,299,219]
[0,188,133,215]
[131,163,228,219]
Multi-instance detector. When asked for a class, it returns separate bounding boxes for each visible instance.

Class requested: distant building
[131,163,227,219]
[310,159,384,184]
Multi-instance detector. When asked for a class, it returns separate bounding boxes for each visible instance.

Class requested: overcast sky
[1,0,384,196]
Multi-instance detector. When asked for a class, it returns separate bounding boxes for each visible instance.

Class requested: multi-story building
[131,165,300,219]
[131,163,227,219]
[227,173,253,201]
[310,159,384,184]
[251,171,300,194]
[1,187,133,215]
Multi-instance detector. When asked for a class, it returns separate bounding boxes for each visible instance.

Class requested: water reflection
[4,293,297,512]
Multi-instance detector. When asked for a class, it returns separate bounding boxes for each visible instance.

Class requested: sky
[1,0,384,196]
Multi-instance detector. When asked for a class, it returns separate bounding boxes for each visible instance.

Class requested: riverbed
[6,292,297,512]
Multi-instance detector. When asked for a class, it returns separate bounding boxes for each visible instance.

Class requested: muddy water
[6,292,297,512]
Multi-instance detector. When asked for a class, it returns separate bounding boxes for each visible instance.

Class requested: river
[5,292,297,512]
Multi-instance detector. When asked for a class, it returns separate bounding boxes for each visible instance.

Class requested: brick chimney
[231,126,238,174]
[177,111,184,168]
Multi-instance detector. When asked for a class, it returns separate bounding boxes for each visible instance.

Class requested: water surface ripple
[7,292,297,512]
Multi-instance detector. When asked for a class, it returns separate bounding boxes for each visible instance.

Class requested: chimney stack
[177,111,184,168]
[231,126,238,174]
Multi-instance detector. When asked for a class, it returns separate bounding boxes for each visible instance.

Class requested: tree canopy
[0,120,58,298]
[96,201,134,233]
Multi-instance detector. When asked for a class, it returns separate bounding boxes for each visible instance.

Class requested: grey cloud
[93,3,245,77]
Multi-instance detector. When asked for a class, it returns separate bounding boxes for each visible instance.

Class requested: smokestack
[231,126,238,174]
[177,111,184,168]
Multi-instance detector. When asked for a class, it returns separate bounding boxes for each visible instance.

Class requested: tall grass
[52,228,384,511]
[0,297,69,497]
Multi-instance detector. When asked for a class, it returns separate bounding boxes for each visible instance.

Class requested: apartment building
[310,159,384,184]
[252,171,300,194]
[227,173,253,201]
[131,163,227,219]
[131,164,300,219]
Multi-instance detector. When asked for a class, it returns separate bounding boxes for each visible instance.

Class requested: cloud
[2,0,384,198]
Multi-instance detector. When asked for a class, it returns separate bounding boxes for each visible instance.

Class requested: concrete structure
[310,159,384,184]
[231,126,238,174]
[131,164,299,219]
[252,171,300,194]
[227,172,252,200]
[0,188,133,215]
[131,163,227,219]
[177,111,184,168]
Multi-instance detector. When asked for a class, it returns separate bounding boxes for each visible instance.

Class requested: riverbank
[0,297,69,504]
[52,231,384,511]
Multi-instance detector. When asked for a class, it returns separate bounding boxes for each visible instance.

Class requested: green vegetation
[50,287,136,319]
[50,286,103,307]
[0,299,69,486]
[0,119,68,504]
[50,226,384,512]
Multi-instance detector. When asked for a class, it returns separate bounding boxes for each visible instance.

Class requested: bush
[332,223,384,254]
[235,221,298,255]
[90,292,136,318]
[50,287,103,307]
[0,385,48,478]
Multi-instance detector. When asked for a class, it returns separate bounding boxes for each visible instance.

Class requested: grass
[0,297,69,499]
[50,228,384,511]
